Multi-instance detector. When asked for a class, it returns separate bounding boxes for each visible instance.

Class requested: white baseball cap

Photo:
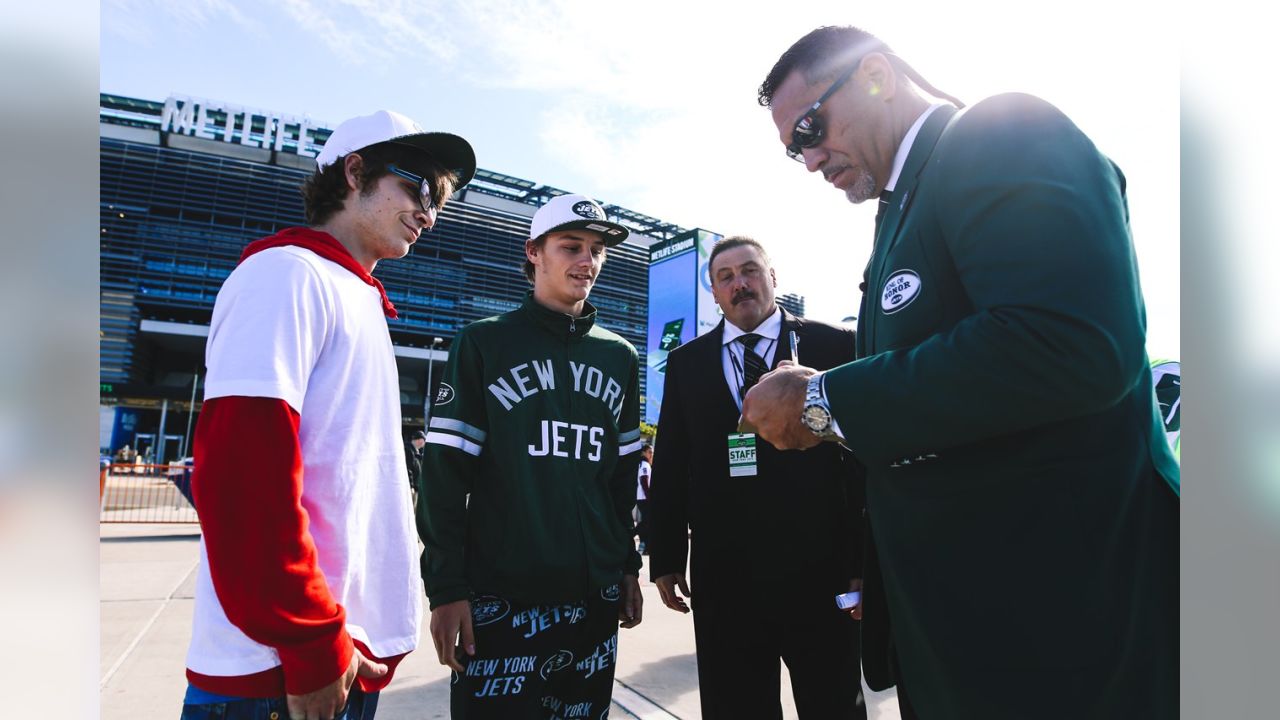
[529,194,630,246]
[316,110,476,188]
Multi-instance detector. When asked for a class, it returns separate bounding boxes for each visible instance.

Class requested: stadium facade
[778,293,805,318]
[98,93,803,462]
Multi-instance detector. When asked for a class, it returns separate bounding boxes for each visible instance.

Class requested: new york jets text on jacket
[418,293,644,609]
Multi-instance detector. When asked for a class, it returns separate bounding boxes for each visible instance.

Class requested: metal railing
[99,463,198,523]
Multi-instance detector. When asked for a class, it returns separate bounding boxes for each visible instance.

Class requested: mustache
[731,289,757,306]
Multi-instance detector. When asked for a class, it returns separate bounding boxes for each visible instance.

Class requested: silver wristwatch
[801,373,841,441]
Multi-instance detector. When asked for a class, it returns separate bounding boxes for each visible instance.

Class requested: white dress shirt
[722,307,783,411]
[884,103,947,192]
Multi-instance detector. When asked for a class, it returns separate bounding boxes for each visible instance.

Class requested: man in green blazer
[743,25,1179,720]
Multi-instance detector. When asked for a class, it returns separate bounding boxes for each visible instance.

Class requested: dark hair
[759,26,962,109]
[708,236,771,275]
[759,26,890,107]
[522,236,546,284]
[300,141,459,225]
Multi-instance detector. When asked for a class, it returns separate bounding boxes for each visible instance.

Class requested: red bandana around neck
[239,227,399,319]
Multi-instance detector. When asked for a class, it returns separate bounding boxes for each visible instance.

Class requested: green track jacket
[418,294,643,609]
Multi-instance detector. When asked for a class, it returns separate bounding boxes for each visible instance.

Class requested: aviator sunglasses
[387,164,439,216]
[785,61,862,163]
[785,52,964,163]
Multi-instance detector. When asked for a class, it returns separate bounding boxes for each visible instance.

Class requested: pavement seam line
[611,679,681,720]
[99,554,199,689]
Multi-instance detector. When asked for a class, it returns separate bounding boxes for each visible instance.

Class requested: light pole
[180,371,199,460]
[424,336,443,426]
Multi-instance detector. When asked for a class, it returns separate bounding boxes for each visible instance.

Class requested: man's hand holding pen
[741,334,822,450]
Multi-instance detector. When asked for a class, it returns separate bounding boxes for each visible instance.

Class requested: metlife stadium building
[98,93,670,461]
[98,94,806,461]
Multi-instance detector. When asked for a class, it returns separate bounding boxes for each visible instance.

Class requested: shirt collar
[722,306,782,346]
[884,103,948,193]
[520,292,598,339]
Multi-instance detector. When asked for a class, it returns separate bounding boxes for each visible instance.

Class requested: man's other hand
[844,577,864,621]
[654,573,691,614]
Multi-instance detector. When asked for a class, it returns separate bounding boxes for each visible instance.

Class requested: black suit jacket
[647,309,863,599]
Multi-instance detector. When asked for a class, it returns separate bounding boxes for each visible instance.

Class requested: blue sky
[101,0,1180,357]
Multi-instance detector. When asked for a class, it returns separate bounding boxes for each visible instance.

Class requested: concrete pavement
[100,523,901,719]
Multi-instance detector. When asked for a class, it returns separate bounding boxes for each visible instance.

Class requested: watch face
[802,404,831,433]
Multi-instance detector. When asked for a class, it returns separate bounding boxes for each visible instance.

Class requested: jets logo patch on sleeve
[434,382,456,406]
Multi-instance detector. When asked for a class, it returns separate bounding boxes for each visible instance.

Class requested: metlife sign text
[648,237,694,263]
[159,96,331,158]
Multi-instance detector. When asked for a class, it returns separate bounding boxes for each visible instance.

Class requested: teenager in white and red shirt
[182,110,475,720]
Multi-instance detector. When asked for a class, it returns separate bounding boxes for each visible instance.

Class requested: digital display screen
[646,241,697,425]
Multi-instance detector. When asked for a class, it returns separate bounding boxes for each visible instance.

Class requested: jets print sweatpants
[451,584,622,720]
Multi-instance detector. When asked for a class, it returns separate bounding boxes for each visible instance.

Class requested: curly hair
[300,141,459,225]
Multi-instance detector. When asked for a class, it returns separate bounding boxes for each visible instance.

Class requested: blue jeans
[180,684,379,720]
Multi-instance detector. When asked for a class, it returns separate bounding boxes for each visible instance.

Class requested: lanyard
[728,335,777,401]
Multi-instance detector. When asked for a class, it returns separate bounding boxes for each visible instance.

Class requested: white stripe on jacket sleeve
[425,431,483,457]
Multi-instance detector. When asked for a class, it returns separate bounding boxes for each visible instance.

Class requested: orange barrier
[99,463,199,523]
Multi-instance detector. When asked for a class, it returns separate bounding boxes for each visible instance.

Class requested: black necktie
[739,333,768,397]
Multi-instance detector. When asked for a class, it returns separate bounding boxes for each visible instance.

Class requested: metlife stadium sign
[158,95,331,157]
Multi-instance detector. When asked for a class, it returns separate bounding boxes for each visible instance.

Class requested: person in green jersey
[418,193,644,719]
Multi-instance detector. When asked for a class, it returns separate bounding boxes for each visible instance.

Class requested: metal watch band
[802,373,838,439]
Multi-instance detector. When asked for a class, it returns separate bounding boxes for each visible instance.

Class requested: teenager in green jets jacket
[417,194,644,719]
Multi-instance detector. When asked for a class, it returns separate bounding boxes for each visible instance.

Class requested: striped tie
[739,333,768,398]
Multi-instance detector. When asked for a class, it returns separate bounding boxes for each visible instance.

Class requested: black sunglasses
[785,61,862,163]
[785,53,965,163]
[387,164,439,216]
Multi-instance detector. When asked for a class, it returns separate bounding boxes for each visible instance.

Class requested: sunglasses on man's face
[387,164,439,216]
[785,61,862,163]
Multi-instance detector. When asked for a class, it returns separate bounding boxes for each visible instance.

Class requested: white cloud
[99,0,1179,354]
[271,0,458,66]
[273,0,368,65]
[438,0,1180,354]
[102,0,265,46]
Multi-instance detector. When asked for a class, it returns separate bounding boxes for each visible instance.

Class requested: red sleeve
[191,396,353,695]
[353,642,407,694]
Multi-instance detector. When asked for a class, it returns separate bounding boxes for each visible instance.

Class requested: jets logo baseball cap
[529,194,630,246]
[316,109,477,189]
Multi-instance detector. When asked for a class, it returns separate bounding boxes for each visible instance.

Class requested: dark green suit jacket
[825,95,1179,718]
